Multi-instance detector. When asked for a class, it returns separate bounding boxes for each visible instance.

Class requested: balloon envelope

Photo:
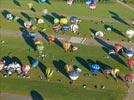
[126,49,134,58]
[21,65,30,73]
[125,74,134,81]
[91,64,100,70]
[60,18,68,24]
[68,70,79,80]
[62,24,69,31]
[54,18,60,24]
[114,43,122,53]
[128,59,134,67]
[32,60,39,67]
[126,29,134,39]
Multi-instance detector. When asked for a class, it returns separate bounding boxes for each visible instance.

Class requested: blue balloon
[68,70,79,77]
[38,0,47,3]
[32,60,39,68]
[70,16,78,24]
[62,24,69,31]
[126,49,133,55]
[90,64,100,74]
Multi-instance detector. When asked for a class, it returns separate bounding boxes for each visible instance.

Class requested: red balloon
[114,43,122,53]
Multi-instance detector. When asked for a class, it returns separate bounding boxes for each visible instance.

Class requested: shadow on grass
[20,12,31,20]
[95,37,113,49]
[104,24,126,38]
[53,60,69,78]
[28,56,47,75]
[109,10,130,26]
[89,28,97,35]
[12,0,21,7]
[2,56,13,65]
[51,12,65,19]
[42,14,54,24]
[20,27,36,50]
[102,47,128,68]
[31,90,44,100]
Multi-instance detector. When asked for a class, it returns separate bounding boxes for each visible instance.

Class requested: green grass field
[0,0,134,100]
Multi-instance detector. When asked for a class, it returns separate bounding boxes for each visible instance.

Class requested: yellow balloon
[60,18,68,24]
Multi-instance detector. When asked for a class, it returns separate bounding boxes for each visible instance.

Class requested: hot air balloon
[128,58,134,68]
[0,60,5,71]
[42,9,48,15]
[95,31,104,38]
[31,59,39,68]
[111,68,120,79]
[38,0,47,3]
[70,24,79,33]
[90,64,100,75]
[131,19,134,25]
[27,3,33,9]
[89,3,96,10]
[48,35,55,44]
[53,24,61,32]
[125,74,134,82]
[67,0,74,5]
[21,65,30,74]
[54,18,60,24]
[65,63,73,72]
[63,41,71,52]
[34,38,43,45]
[68,70,79,80]
[24,21,32,29]
[60,18,68,25]
[62,24,70,31]
[45,68,54,81]
[37,18,44,24]
[126,48,134,58]
[114,43,122,54]
[70,16,79,24]
[125,29,134,39]
[86,0,93,5]
[6,14,14,21]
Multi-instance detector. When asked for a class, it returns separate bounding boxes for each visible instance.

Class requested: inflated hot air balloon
[70,24,79,33]
[24,21,32,29]
[48,35,55,43]
[128,59,134,68]
[37,18,44,24]
[65,63,73,72]
[42,9,48,16]
[38,0,47,3]
[86,0,93,5]
[70,16,79,24]
[34,38,43,45]
[111,68,120,79]
[89,3,96,10]
[60,18,68,25]
[68,70,79,80]
[91,64,100,75]
[131,19,134,25]
[95,31,104,38]
[125,29,134,39]
[31,59,39,68]
[21,65,30,74]
[114,43,122,54]
[62,24,69,31]
[54,18,60,24]
[27,3,33,9]
[53,24,61,32]
[0,62,5,71]
[67,0,73,5]
[45,68,54,80]
[63,41,71,52]
[126,48,134,58]
[6,14,14,21]
[125,74,134,82]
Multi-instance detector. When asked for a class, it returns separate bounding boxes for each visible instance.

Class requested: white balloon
[95,31,104,37]
[126,29,134,39]
[42,9,48,15]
